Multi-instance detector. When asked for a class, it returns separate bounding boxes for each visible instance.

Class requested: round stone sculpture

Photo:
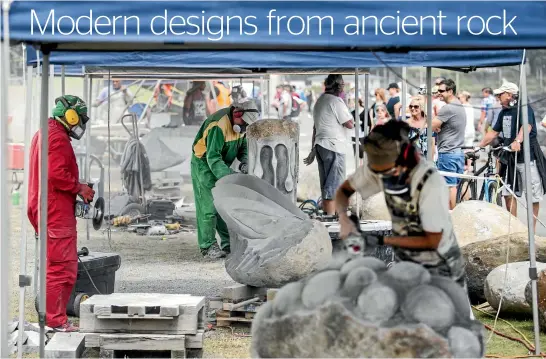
[212,174,332,288]
[251,255,486,358]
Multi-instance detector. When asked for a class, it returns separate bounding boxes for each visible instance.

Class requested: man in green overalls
[191,99,260,259]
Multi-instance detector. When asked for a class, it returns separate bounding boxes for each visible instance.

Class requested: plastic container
[8,143,24,170]
[68,252,121,316]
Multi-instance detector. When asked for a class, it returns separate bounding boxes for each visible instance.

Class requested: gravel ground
[8,202,252,358]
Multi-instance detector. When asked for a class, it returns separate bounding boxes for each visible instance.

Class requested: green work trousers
[190,156,230,251]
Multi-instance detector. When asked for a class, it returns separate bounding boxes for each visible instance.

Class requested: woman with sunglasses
[407,97,437,161]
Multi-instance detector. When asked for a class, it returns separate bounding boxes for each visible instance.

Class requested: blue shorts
[315,145,346,200]
[437,152,465,187]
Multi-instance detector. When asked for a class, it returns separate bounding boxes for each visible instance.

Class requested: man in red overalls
[27,95,95,332]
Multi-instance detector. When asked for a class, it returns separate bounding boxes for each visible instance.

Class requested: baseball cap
[387,83,399,90]
[493,82,519,95]
[431,85,439,94]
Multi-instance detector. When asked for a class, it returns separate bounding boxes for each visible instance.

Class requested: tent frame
[1,5,541,358]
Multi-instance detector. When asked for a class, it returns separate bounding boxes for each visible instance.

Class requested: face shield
[232,99,260,133]
[69,114,89,140]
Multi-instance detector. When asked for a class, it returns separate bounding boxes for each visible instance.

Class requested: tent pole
[363,73,369,138]
[61,65,66,96]
[354,68,360,219]
[260,76,265,119]
[38,51,51,359]
[401,67,407,120]
[33,52,41,298]
[519,57,541,355]
[17,59,34,358]
[426,67,433,162]
[49,65,54,111]
[0,0,12,356]
[83,75,90,242]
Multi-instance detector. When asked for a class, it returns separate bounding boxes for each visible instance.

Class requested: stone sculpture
[212,174,332,288]
[251,254,485,358]
[247,119,299,203]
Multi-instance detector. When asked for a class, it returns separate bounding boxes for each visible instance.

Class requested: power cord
[77,256,102,295]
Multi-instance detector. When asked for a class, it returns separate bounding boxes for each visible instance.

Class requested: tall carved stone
[247,119,299,203]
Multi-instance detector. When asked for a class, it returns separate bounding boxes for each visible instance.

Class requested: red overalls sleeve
[49,138,80,195]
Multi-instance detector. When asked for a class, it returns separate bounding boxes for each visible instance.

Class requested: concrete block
[45,332,85,359]
[9,330,28,346]
[208,299,223,310]
[185,330,204,349]
[8,321,18,334]
[222,284,267,302]
[26,330,46,347]
[80,293,205,335]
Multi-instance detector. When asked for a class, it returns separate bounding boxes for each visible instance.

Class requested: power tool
[75,182,105,230]
[344,214,385,257]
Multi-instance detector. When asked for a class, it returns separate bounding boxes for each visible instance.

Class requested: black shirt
[386,95,400,119]
[351,109,372,137]
[492,105,537,163]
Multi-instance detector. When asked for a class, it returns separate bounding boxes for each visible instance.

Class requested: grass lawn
[473,306,546,357]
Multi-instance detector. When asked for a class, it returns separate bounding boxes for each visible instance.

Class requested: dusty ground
[8,202,252,358]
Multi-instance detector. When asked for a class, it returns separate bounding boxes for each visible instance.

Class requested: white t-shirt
[463,103,475,147]
[347,160,458,258]
[313,93,353,154]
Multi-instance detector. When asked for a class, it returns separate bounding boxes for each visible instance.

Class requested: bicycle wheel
[487,181,503,206]
[456,179,477,203]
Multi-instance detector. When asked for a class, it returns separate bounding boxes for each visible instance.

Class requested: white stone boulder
[360,192,391,220]
[251,255,485,358]
[485,261,546,315]
[452,201,528,247]
[213,174,332,288]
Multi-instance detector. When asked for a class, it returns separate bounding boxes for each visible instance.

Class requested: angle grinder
[75,182,105,230]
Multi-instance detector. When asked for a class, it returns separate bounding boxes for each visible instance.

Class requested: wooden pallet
[86,332,204,359]
[214,304,262,328]
[80,293,206,335]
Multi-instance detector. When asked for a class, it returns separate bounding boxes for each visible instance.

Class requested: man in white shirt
[94,79,133,124]
[304,74,354,215]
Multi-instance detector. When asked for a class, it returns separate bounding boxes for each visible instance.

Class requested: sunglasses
[437,89,448,93]
[409,105,420,109]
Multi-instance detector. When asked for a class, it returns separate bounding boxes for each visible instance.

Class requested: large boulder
[251,255,485,358]
[525,268,546,332]
[463,233,546,303]
[213,174,332,288]
[452,201,528,247]
[297,163,321,202]
[360,192,391,221]
[485,261,546,315]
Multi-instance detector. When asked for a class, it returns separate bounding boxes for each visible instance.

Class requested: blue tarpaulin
[6,1,546,51]
[26,49,525,71]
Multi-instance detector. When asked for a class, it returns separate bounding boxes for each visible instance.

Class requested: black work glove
[239,162,249,174]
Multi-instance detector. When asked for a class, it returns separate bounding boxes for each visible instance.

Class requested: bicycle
[456,145,511,206]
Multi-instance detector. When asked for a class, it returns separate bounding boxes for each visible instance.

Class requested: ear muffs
[395,141,419,168]
[56,97,80,126]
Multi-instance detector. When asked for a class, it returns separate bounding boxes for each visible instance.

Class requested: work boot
[202,243,226,259]
[52,321,79,332]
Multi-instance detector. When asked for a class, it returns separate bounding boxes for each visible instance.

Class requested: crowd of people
[305,73,546,231]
